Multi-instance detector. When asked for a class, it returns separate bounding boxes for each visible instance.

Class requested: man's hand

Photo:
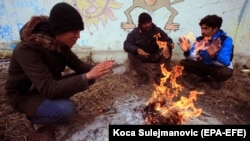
[178,36,191,52]
[162,48,170,58]
[194,40,207,52]
[206,38,221,57]
[137,48,150,58]
[170,42,175,49]
[86,60,114,80]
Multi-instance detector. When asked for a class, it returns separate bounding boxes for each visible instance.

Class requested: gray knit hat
[49,2,84,34]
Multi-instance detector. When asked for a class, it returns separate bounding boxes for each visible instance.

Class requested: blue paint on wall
[238,0,248,24]
[9,42,17,49]
[0,0,6,18]
[0,25,12,41]
[12,0,39,8]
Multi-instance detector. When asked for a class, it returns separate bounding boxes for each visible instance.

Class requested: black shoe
[209,80,221,90]
[30,125,55,141]
[153,73,163,85]
[193,76,207,84]
[136,75,149,86]
[182,75,207,89]
[193,76,208,87]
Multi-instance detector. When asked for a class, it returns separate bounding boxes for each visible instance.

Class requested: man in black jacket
[5,2,114,136]
[124,12,174,86]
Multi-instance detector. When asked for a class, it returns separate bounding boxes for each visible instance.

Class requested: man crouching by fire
[4,2,114,140]
[123,12,174,87]
[178,14,234,90]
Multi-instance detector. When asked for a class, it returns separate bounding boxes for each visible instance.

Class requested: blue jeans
[28,99,76,124]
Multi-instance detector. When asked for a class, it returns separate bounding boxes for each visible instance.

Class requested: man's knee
[217,68,233,82]
[179,59,189,67]
[57,101,76,122]
[43,100,76,123]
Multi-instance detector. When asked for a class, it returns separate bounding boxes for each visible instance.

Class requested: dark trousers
[128,49,172,78]
[180,59,233,82]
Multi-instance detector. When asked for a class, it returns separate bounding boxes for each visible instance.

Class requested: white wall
[0,0,249,64]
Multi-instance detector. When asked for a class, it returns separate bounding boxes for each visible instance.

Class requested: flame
[145,64,203,124]
[154,33,169,58]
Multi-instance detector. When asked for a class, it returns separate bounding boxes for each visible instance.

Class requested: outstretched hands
[178,36,191,52]
[86,60,114,80]
[194,38,222,57]
[206,38,221,57]
[178,36,222,57]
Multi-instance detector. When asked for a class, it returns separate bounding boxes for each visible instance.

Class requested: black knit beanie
[49,2,84,34]
[138,12,152,25]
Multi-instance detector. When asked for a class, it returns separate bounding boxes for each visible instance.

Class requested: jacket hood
[20,16,62,53]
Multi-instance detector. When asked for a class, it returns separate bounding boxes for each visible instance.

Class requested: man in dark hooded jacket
[5,2,114,134]
[124,12,174,86]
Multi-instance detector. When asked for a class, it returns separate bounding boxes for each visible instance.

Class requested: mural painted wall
[0,0,249,64]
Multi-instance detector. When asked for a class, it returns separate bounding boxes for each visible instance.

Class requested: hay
[0,63,250,140]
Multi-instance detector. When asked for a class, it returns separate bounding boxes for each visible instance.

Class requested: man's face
[200,24,217,39]
[140,22,152,32]
[55,30,81,47]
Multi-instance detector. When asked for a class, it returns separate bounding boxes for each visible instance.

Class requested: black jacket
[124,23,173,55]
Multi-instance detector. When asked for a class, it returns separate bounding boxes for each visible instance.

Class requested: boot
[153,73,162,85]
[30,125,55,141]
[136,74,149,87]
[208,79,221,90]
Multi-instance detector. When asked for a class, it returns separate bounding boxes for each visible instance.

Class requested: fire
[143,64,203,125]
[154,33,169,58]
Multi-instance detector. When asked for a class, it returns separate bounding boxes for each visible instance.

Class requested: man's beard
[141,26,152,33]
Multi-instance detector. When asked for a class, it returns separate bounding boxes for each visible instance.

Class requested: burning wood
[142,102,182,125]
[142,65,204,125]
